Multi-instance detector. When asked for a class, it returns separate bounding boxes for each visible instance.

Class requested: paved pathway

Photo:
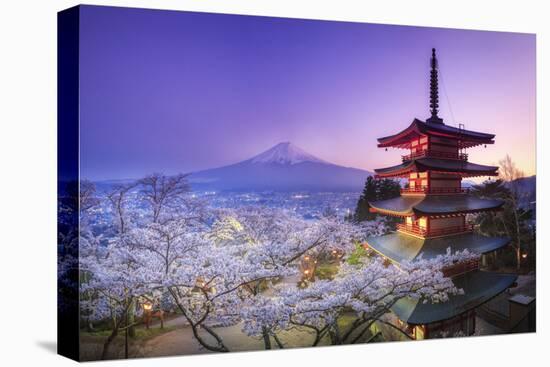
[141,274,313,357]
[141,320,318,357]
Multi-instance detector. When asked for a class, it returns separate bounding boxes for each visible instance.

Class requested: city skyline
[79,6,536,180]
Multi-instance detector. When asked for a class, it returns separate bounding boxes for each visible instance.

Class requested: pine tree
[354,176,400,222]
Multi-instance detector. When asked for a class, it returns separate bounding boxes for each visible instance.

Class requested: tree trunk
[125,312,129,359]
[128,299,136,338]
[167,287,229,353]
[101,327,118,360]
[262,327,272,349]
[516,246,521,271]
[273,333,284,349]
[329,324,342,345]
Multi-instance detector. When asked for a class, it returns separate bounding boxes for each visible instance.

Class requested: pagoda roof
[392,270,517,325]
[365,232,511,264]
[377,119,495,149]
[369,194,504,216]
[374,157,499,178]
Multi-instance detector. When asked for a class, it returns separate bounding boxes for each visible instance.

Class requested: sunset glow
[78,6,535,180]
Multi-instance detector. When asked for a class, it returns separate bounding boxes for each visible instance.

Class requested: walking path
[141,274,313,357]
[141,320,316,357]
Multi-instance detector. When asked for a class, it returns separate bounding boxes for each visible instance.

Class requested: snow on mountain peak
[249,142,327,165]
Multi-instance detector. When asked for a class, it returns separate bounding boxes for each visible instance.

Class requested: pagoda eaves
[392,270,517,326]
[374,158,499,178]
[369,194,504,217]
[377,118,495,149]
[365,231,510,264]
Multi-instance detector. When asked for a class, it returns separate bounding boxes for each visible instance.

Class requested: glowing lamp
[522,253,528,259]
[143,303,153,311]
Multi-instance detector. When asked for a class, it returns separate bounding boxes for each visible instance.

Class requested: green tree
[354,176,401,222]
[471,156,535,271]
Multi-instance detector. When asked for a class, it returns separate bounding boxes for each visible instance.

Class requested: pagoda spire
[427,48,443,124]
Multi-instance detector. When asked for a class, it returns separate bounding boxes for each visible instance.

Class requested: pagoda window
[414,325,425,340]
[418,217,427,229]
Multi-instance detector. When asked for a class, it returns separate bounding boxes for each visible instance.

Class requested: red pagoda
[365,49,517,339]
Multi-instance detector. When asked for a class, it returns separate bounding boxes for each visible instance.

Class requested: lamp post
[125,304,129,359]
[300,255,317,283]
[143,302,153,329]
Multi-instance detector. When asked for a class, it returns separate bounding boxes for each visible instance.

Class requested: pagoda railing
[397,223,474,238]
[400,187,428,194]
[402,150,468,162]
[428,187,470,194]
[401,187,470,195]
[442,258,480,277]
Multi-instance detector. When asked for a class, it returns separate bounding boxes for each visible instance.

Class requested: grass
[315,262,339,280]
[347,243,369,265]
[337,314,358,330]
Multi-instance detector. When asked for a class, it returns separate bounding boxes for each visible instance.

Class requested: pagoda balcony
[400,187,470,195]
[442,258,480,277]
[401,150,468,162]
[396,223,474,238]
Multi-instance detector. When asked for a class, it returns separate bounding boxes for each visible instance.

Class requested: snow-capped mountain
[249,142,327,165]
[189,142,372,192]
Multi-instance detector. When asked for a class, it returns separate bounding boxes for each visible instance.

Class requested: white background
[0,0,547,365]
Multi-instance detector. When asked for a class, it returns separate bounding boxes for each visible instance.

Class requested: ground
[141,318,317,358]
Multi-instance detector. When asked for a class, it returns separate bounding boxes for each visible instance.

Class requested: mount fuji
[189,142,372,192]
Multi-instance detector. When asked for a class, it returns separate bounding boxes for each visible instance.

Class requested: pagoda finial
[427,48,443,124]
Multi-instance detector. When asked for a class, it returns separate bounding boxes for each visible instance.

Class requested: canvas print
[57,5,536,361]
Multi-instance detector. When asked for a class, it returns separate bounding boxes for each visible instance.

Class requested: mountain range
[188,142,373,192]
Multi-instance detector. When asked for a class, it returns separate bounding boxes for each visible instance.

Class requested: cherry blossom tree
[79,183,152,359]
[78,172,475,356]
[240,249,476,347]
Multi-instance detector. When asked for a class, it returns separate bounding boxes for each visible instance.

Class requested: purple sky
[79,5,536,181]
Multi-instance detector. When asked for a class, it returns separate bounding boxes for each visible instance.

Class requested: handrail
[397,223,474,238]
[402,150,468,162]
[427,187,470,194]
[401,187,469,195]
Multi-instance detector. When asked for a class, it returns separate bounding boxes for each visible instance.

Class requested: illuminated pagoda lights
[365,49,517,339]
